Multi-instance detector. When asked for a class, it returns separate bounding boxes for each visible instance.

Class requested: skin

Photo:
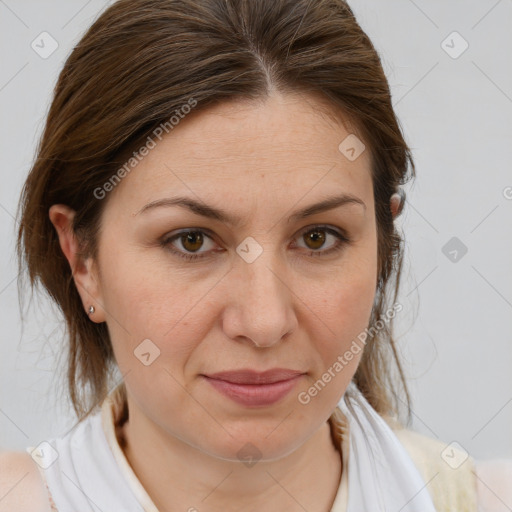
[50,91,400,512]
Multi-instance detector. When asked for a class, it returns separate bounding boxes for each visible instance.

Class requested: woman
[1,0,510,510]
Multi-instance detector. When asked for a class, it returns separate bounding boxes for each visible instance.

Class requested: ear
[390,192,402,220]
[48,204,105,323]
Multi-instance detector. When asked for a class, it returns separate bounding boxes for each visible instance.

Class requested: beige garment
[386,416,479,512]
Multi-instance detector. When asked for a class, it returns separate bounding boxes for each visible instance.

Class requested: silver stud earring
[88,305,95,315]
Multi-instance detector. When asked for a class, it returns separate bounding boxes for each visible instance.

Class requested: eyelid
[296,223,348,240]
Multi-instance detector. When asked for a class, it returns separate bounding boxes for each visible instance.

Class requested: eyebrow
[136,193,366,225]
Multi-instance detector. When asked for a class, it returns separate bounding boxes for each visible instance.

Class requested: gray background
[1,0,511,462]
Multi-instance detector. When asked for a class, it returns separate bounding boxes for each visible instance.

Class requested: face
[73,92,378,461]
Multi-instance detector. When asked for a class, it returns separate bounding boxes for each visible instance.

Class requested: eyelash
[160,225,351,262]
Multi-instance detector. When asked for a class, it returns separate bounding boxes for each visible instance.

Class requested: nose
[221,247,298,348]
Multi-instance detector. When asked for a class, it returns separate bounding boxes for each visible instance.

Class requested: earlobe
[48,204,105,323]
[390,190,404,219]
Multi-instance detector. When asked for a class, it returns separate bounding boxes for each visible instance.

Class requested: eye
[293,225,350,257]
[160,225,350,262]
[160,229,218,261]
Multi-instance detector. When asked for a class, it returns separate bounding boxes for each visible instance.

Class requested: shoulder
[0,451,51,512]
[474,458,512,511]
[387,420,512,511]
[383,416,479,511]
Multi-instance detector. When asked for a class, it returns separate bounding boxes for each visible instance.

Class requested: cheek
[98,248,215,369]
[303,244,378,365]
[308,277,375,367]
[310,234,378,316]
[294,269,376,408]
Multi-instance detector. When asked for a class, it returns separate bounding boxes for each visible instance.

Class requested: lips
[204,368,305,385]
[202,368,306,407]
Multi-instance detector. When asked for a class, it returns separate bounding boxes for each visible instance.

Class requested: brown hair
[17,0,415,425]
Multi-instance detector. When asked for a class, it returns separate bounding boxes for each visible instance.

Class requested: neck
[118,400,343,512]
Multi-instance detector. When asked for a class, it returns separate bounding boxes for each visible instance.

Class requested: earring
[88,305,95,315]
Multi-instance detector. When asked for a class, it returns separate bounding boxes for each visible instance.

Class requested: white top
[25,393,512,512]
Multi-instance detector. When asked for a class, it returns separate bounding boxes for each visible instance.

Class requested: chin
[195,422,310,464]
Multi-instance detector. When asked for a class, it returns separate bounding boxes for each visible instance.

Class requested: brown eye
[161,229,217,261]
[303,229,326,250]
[294,225,350,258]
[180,231,204,252]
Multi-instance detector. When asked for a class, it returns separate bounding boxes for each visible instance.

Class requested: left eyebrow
[288,194,366,222]
[135,193,366,226]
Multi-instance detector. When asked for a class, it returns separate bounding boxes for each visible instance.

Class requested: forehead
[106,92,373,218]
